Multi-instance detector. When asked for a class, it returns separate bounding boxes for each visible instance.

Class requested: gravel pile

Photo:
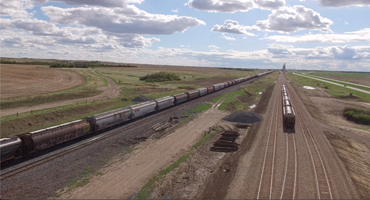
[132,96,151,102]
[223,111,262,124]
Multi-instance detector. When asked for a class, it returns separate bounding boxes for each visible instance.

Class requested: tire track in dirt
[1,72,121,117]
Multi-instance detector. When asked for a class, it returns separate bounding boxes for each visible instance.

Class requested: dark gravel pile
[223,111,262,124]
[132,96,151,102]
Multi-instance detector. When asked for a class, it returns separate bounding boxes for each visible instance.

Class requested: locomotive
[281,85,296,128]
[1,71,273,163]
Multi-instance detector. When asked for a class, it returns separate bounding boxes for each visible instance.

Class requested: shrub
[139,72,181,82]
[343,108,370,125]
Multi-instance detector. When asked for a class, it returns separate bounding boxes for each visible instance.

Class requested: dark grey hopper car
[129,101,157,119]
[219,83,225,89]
[223,82,229,88]
[0,137,22,162]
[213,84,222,91]
[283,106,296,128]
[186,89,200,100]
[198,87,207,96]
[154,96,175,111]
[19,119,91,154]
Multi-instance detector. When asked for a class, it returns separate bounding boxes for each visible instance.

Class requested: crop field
[287,72,370,102]
[1,66,106,109]
[308,71,370,86]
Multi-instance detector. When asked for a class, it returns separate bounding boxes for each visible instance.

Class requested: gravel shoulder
[0,72,120,117]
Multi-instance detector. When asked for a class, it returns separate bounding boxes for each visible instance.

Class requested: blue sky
[1,0,369,71]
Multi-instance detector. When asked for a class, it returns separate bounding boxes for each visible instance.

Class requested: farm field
[1,64,85,99]
[1,65,106,109]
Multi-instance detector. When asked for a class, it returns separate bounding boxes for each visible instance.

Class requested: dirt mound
[222,111,262,124]
[132,96,151,102]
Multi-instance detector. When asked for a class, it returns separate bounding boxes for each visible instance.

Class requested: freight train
[1,71,273,163]
[281,85,295,128]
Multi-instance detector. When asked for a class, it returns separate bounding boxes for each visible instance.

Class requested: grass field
[212,71,278,112]
[287,73,370,102]
[299,73,370,92]
[310,72,370,78]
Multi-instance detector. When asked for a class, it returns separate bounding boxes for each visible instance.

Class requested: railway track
[280,124,298,199]
[288,84,333,199]
[1,80,252,182]
[257,81,280,199]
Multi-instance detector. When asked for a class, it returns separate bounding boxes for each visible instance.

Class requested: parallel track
[257,82,280,199]
[280,122,298,199]
[288,84,333,199]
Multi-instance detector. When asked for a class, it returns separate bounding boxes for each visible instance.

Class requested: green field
[299,73,370,92]
[287,73,370,103]
[213,71,278,112]
[310,72,370,78]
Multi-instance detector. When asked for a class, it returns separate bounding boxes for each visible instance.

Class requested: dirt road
[59,100,229,199]
[0,72,120,117]
[225,73,359,199]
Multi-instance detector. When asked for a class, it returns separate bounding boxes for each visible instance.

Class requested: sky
[1,0,370,71]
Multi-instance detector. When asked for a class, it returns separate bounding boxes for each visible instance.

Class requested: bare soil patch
[1,64,85,99]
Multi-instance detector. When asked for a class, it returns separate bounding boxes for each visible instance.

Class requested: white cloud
[267,44,295,57]
[208,45,220,49]
[34,0,144,7]
[222,36,236,41]
[254,0,286,10]
[254,5,333,32]
[41,5,205,35]
[211,20,255,36]
[207,45,220,51]
[171,9,178,12]
[264,28,370,43]
[186,0,284,13]
[318,0,370,7]
[0,0,34,18]
[306,45,369,60]
[0,18,161,48]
